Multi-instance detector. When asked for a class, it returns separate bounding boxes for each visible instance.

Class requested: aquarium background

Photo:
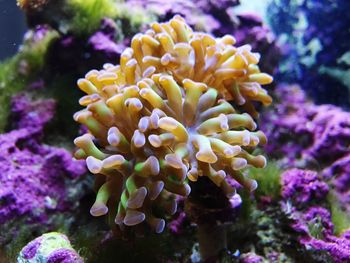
[1,0,350,262]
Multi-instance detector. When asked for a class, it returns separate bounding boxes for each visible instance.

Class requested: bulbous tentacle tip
[90,203,108,217]
[155,219,166,233]
[184,184,191,197]
[232,158,248,170]
[249,180,258,192]
[124,210,146,226]
[196,151,218,164]
[147,156,160,175]
[86,156,102,174]
[127,187,148,209]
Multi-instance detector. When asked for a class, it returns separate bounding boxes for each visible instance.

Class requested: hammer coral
[73,16,271,233]
[126,15,273,116]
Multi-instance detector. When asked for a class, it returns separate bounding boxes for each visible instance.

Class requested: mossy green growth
[307,216,325,239]
[246,161,282,200]
[328,193,350,235]
[66,0,119,35]
[0,29,59,132]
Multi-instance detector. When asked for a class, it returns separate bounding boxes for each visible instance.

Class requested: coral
[74,16,271,233]
[281,169,329,207]
[17,232,83,263]
[260,85,350,261]
[233,14,281,75]
[122,15,273,116]
[278,168,350,262]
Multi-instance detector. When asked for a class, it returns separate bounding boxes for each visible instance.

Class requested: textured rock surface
[281,169,329,207]
[0,94,86,226]
[17,232,83,263]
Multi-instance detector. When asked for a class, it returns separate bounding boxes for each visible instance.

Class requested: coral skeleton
[73,16,271,233]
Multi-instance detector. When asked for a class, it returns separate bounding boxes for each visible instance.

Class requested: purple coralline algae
[303,105,350,164]
[281,169,329,207]
[0,94,86,226]
[262,85,350,166]
[323,154,350,214]
[168,211,187,235]
[261,86,350,216]
[88,18,126,61]
[240,252,264,263]
[17,232,83,263]
[290,206,350,263]
[260,85,313,163]
[10,93,56,131]
[279,168,350,262]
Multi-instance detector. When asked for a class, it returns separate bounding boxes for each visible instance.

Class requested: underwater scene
[0,0,350,262]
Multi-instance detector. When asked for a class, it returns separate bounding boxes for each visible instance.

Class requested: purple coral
[281,169,329,206]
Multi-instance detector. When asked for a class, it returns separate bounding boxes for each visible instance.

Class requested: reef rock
[17,232,83,263]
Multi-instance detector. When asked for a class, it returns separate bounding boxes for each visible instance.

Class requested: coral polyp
[73,16,270,233]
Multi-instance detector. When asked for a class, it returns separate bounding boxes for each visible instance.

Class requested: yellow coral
[73,16,270,233]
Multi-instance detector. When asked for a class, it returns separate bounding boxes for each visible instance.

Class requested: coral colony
[73,16,272,234]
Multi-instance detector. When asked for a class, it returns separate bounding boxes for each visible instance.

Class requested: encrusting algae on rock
[73,16,273,234]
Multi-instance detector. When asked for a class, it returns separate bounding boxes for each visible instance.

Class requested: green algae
[247,161,283,200]
[0,29,58,132]
[66,0,119,35]
[328,193,350,236]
